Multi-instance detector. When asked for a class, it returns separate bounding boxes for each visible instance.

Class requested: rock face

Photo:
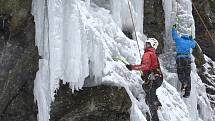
[0,1,131,121]
[0,0,39,121]
[0,0,215,121]
[192,0,215,61]
[143,0,165,54]
[192,0,215,114]
[50,83,131,121]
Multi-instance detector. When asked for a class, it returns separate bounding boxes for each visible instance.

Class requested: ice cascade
[32,0,214,121]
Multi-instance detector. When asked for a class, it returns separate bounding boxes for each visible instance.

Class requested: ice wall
[32,0,145,120]
[162,0,213,121]
[162,0,195,52]
[162,0,176,51]
[32,0,105,120]
[32,0,213,121]
[110,0,143,34]
[89,0,143,34]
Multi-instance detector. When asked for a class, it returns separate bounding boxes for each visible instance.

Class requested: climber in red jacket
[131,46,160,74]
[126,38,163,121]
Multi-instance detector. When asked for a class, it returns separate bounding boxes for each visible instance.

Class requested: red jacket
[131,47,159,74]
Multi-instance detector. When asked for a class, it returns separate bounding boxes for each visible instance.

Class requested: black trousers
[142,75,163,121]
[176,57,191,92]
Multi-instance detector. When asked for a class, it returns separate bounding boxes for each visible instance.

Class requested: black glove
[126,65,132,71]
[172,24,177,29]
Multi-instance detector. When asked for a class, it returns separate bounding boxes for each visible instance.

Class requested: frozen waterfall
[32,0,213,121]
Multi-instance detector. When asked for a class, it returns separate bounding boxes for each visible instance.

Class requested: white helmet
[145,38,159,49]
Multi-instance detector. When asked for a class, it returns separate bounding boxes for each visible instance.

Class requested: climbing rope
[127,0,142,59]
[192,1,215,46]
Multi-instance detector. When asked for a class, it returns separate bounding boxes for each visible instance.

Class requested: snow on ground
[32,0,213,121]
[157,81,191,121]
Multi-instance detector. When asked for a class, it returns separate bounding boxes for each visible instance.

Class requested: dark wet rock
[143,0,165,54]
[0,0,215,121]
[0,0,39,121]
[192,0,215,61]
[192,0,215,113]
[50,83,131,121]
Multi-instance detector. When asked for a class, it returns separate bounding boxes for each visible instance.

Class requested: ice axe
[112,56,129,65]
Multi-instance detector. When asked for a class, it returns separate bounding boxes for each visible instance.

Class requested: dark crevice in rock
[143,0,165,54]
[0,79,38,121]
[2,88,21,114]
[193,0,215,61]
[122,30,133,39]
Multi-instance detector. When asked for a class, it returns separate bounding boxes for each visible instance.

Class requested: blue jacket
[172,28,196,57]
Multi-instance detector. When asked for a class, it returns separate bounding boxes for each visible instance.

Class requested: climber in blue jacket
[172,24,196,98]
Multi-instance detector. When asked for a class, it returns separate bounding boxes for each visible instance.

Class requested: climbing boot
[154,100,162,110]
[155,101,162,107]
[183,91,190,98]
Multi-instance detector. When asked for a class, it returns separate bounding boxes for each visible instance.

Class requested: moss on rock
[0,0,32,31]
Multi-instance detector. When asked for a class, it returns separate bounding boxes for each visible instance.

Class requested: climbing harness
[127,0,141,60]
[142,73,154,92]
[142,80,153,92]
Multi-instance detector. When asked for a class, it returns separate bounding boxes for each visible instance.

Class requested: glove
[126,65,132,71]
[172,24,177,29]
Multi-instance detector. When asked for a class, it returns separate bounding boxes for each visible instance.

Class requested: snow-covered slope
[32,0,213,121]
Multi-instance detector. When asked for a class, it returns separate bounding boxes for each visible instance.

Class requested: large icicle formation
[162,0,195,52]
[32,0,145,120]
[32,0,214,121]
